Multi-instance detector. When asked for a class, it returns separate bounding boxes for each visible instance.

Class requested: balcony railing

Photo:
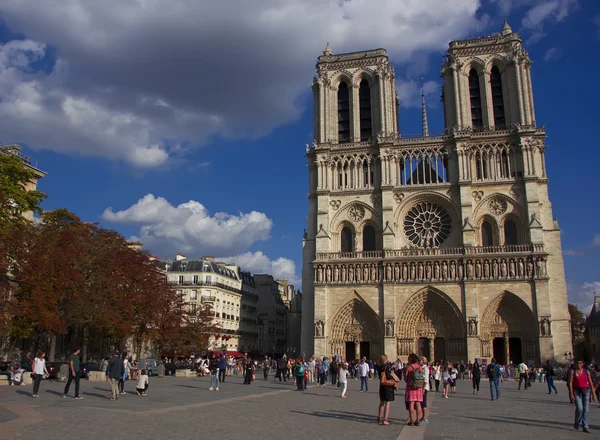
[200,296,216,303]
[315,245,544,261]
[167,280,242,295]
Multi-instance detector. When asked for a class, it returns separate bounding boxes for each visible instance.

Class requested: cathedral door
[418,338,430,360]
[360,341,370,360]
[493,338,506,365]
[509,337,522,364]
[434,337,446,362]
[345,341,356,361]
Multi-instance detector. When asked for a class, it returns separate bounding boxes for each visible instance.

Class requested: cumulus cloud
[221,251,300,286]
[521,0,578,43]
[568,281,600,315]
[594,235,600,246]
[397,79,438,109]
[543,47,562,62]
[0,0,484,166]
[102,194,272,257]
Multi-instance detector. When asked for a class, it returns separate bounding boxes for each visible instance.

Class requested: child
[136,369,149,395]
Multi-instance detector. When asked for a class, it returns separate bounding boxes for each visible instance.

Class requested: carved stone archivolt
[479,291,538,344]
[329,299,382,350]
[314,256,548,285]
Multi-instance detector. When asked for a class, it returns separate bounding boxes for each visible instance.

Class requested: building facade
[166,255,243,352]
[255,274,289,356]
[237,269,260,352]
[586,296,600,363]
[301,23,572,365]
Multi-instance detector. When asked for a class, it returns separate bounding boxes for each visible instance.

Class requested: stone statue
[410,263,416,280]
[543,318,551,336]
[466,261,474,279]
[457,262,464,280]
[403,264,408,281]
[326,266,332,282]
[475,260,482,279]
[386,264,392,281]
[442,261,448,280]
[509,259,516,278]
[518,259,524,278]
[500,260,508,278]
[425,263,432,280]
[492,259,499,278]
[541,259,547,277]
[449,261,456,280]
[364,265,369,282]
[483,260,490,279]
[535,259,543,277]
[371,265,377,282]
[356,265,362,282]
[385,320,394,337]
[468,319,478,336]
[341,265,346,282]
[333,265,339,282]
[527,260,534,277]
[434,262,440,280]
[394,264,400,281]
[315,320,324,337]
[317,266,323,283]
[348,265,354,282]
[418,262,424,280]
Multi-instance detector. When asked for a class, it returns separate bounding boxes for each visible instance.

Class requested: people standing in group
[339,362,349,398]
[136,369,149,395]
[570,359,596,433]
[359,357,369,392]
[544,360,558,395]
[487,357,501,401]
[31,351,49,398]
[404,353,424,426]
[63,347,83,399]
[472,361,481,395]
[377,354,399,426]
[106,350,124,401]
[518,361,529,390]
[419,356,430,423]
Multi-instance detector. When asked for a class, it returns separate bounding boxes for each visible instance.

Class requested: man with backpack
[487,358,501,401]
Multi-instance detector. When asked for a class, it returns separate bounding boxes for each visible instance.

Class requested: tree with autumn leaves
[0,152,217,361]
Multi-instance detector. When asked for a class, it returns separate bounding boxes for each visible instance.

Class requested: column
[504,333,510,364]
[429,339,435,363]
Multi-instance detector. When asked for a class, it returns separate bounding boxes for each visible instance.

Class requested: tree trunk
[81,326,88,362]
[48,333,56,361]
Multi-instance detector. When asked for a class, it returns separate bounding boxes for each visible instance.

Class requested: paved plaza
[0,374,597,439]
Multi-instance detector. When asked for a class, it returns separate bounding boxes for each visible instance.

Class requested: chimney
[175,253,187,261]
[203,256,214,261]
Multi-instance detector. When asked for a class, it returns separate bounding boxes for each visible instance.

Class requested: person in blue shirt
[486,358,501,401]
[218,353,227,383]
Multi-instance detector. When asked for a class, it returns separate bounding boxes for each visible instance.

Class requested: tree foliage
[569,303,586,343]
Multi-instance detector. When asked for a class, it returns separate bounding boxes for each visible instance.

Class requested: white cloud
[0,0,484,166]
[222,251,300,286]
[397,79,438,109]
[102,194,272,256]
[543,47,562,62]
[594,234,600,247]
[568,282,600,315]
[521,0,577,43]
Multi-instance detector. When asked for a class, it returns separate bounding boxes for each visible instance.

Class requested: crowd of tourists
[6,348,599,433]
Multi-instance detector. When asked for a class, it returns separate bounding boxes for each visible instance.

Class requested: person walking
[441,363,450,398]
[518,361,529,390]
[545,360,558,395]
[243,358,254,385]
[307,356,315,383]
[570,359,596,433]
[31,352,49,398]
[219,353,227,383]
[404,353,424,426]
[419,356,430,423]
[317,359,326,387]
[118,352,129,394]
[359,358,369,392]
[339,362,349,398]
[208,355,219,391]
[487,358,501,401]
[63,347,83,399]
[295,358,306,391]
[262,357,270,380]
[106,350,124,401]
[472,361,481,395]
[433,361,441,392]
[377,354,399,426]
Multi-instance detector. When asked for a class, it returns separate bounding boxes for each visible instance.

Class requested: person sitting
[136,369,149,396]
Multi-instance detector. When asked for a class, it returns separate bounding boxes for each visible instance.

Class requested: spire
[501,20,512,36]
[421,81,429,137]
[323,42,333,56]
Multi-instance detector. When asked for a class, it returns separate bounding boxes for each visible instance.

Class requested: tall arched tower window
[341,227,353,252]
[504,219,518,245]
[359,80,372,141]
[362,225,376,251]
[338,82,351,142]
[469,69,483,129]
[490,66,505,129]
[481,221,494,246]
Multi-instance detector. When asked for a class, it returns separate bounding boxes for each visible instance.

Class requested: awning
[225,351,244,358]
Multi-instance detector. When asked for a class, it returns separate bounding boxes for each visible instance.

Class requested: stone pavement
[0,374,597,439]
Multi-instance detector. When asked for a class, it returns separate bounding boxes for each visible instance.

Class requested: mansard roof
[168,259,238,280]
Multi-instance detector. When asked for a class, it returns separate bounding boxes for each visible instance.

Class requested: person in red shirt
[569,359,596,433]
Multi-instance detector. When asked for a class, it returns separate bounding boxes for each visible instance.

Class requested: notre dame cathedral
[301,22,572,365]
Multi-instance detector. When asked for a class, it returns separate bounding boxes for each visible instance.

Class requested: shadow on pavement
[82,391,110,399]
[458,415,594,432]
[290,409,383,424]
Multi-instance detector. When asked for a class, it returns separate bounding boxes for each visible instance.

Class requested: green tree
[569,303,586,342]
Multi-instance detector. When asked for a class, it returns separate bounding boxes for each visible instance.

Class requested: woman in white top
[433,362,442,392]
[450,365,458,394]
[136,369,149,395]
[441,363,451,399]
[32,351,49,398]
[339,362,349,398]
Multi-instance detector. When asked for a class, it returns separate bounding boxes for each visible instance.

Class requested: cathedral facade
[301,22,572,365]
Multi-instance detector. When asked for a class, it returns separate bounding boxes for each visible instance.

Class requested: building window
[469,69,483,129]
[190,303,197,313]
[206,276,212,284]
[362,225,377,251]
[190,290,198,300]
[193,275,199,284]
[338,82,350,142]
[341,227,353,253]
[504,219,518,245]
[490,66,505,129]
[481,221,494,246]
[178,275,184,284]
[359,80,372,141]
[475,152,488,180]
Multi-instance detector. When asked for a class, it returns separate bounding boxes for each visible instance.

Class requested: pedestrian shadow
[45,390,63,397]
[82,391,109,399]
[290,409,378,424]
[15,390,31,398]
[93,387,110,392]
[458,415,592,431]
[173,384,205,390]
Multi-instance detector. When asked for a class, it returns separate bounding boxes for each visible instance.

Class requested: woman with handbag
[32,351,49,398]
[377,354,399,426]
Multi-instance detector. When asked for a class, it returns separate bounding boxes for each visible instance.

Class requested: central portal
[360,341,370,360]
[345,341,356,361]
[418,337,430,359]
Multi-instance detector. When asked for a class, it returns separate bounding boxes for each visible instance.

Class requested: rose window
[404,202,452,247]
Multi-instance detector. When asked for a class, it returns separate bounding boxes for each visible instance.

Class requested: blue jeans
[573,388,590,429]
[360,376,368,391]
[490,380,500,400]
[547,376,557,393]
[210,373,219,389]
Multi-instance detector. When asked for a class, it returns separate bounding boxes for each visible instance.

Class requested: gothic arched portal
[396,287,466,362]
[479,291,538,365]
[329,298,382,361]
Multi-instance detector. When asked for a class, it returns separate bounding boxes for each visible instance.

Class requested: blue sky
[0,0,599,311]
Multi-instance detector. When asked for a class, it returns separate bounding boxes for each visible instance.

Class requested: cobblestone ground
[0,374,598,439]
